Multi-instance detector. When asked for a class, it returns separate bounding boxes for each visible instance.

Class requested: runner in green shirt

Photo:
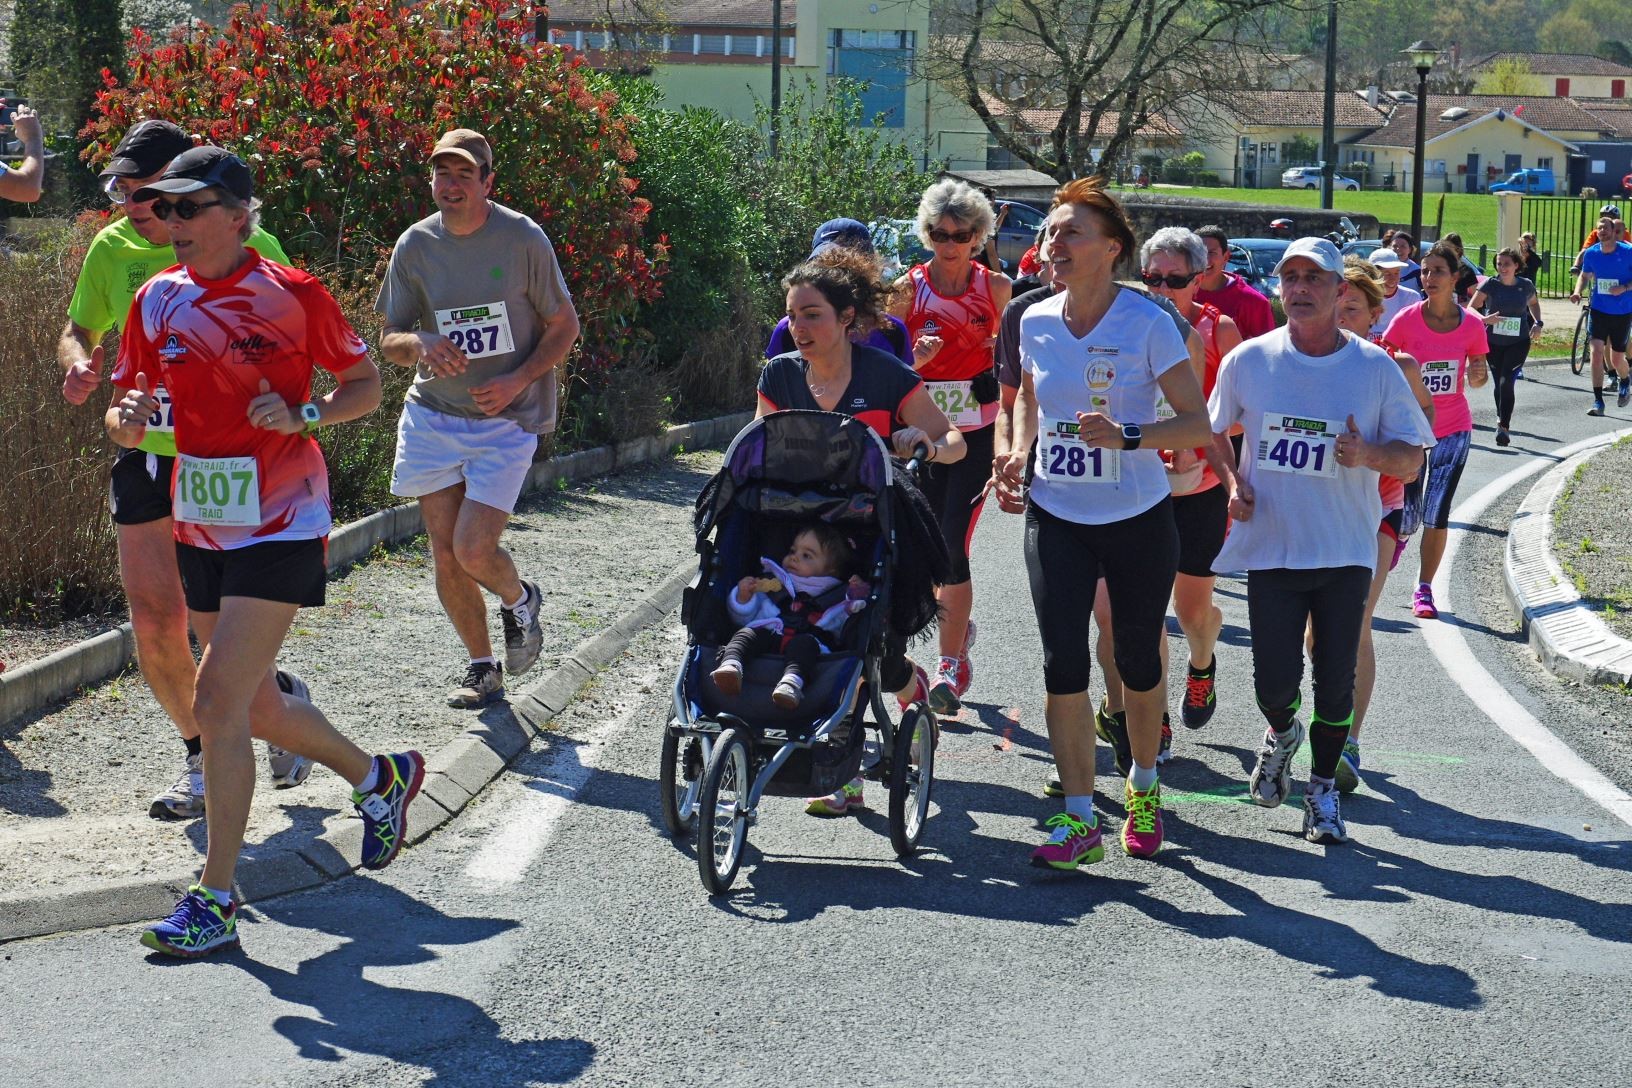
[55,119,308,821]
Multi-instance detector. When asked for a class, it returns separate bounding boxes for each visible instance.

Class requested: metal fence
[1521,195,1598,298]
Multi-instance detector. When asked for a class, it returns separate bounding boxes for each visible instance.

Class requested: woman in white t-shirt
[994,178,1210,869]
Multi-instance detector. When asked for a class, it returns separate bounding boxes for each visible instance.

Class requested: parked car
[1228,238,1292,297]
[992,199,1047,268]
[1488,168,1556,195]
[871,218,933,280]
[1281,166,1360,192]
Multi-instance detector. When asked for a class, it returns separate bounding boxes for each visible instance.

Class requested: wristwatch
[299,402,322,434]
[1120,423,1143,451]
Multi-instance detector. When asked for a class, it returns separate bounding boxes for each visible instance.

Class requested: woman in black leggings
[1470,247,1543,446]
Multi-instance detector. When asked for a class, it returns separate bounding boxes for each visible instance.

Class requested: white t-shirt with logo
[1207,328,1437,573]
[1020,287,1191,525]
[1371,284,1422,337]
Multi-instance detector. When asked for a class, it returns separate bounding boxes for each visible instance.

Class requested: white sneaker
[1303,780,1349,843]
[149,752,205,820]
[268,670,314,788]
[1248,719,1305,809]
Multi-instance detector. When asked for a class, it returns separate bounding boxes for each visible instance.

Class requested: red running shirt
[111,251,368,550]
[1369,335,1408,511]
[904,262,1000,428]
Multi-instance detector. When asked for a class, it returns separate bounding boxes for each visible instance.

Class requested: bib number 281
[1041,420,1119,483]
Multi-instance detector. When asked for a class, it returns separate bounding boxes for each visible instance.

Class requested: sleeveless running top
[1164,302,1225,498]
[1369,334,1408,511]
[905,261,999,430]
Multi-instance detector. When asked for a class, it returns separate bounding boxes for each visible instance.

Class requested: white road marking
[464,671,660,887]
[1424,426,1632,831]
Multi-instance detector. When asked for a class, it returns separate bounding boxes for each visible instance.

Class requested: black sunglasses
[1141,271,1199,289]
[929,228,977,244]
[152,198,223,221]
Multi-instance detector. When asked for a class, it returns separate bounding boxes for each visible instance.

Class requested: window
[1556,78,1571,96]
[1538,156,1554,170]
[826,28,914,126]
[699,34,727,54]
[1614,80,1626,98]
[1259,142,1278,164]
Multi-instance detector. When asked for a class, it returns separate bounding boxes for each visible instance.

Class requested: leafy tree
[1474,57,1542,96]
[1285,134,1318,165]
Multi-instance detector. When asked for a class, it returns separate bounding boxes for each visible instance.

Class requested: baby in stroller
[710,521,869,709]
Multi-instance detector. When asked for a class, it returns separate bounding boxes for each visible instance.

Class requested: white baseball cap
[1367,247,1407,269]
[1272,237,1344,276]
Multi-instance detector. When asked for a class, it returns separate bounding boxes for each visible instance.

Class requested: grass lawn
[1114,184,1498,249]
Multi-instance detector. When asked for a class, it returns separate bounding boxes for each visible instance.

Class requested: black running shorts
[175,537,327,612]
[109,449,176,526]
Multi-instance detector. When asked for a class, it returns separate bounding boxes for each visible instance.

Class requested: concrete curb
[0,528,699,944]
[1503,431,1632,689]
[0,411,750,727]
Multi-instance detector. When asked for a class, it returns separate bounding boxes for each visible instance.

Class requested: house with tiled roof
[1179,90,1390,188]
[977,92,1183,169]
[1466,53,1632,99]
[1352,95,1613,193]
[544,0,990,169]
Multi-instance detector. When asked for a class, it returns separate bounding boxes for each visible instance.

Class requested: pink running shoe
[1412,584,1438,619]
[1030,811,1104,870]
[805,778,865,817]
[1121,782,1164,858]
[953,621,977,696]
[896,661,931,713]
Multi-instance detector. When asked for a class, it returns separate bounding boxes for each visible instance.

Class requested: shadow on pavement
[0,735,66,817]
[165,880,596,1085]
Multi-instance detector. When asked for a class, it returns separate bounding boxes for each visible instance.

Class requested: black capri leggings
[1023,497,1179,695]
[1245,565,1370,734]
[1485,340,1529,429]
[918,423,994,585]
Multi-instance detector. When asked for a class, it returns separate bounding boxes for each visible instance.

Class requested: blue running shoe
[140,885,238,958]
[353,751,425,870]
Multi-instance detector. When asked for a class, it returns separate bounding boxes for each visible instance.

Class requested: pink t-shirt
[1197,273,1276,340]
[1382,302,1488,438]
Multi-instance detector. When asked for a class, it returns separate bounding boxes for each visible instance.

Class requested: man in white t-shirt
[1208,237,1435,845]
[1366,247,1421,337]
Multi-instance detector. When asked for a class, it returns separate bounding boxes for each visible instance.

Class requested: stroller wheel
[696,726,752,894]
[889,706,936,857]
[659,729,703,837]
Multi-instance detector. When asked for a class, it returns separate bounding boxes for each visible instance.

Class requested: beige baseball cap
[430,128,493,171]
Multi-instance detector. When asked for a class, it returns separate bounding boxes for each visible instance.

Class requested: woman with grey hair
[1136,226,1241,747]
[889,178,1013,714]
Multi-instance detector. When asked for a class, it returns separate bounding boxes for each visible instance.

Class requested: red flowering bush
[85,0,666,444]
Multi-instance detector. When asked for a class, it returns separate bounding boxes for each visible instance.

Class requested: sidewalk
[0,448,722,938]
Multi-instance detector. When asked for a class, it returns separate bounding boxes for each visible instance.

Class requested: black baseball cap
[100,120,192,179]
[132,145,255,202]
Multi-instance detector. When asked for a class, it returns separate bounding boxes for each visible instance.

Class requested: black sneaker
[500,580,543,676]
[1098,704,1132,778]
[1155,713,1174,766]
[447,661,504,708]
[1180,656,1217,729]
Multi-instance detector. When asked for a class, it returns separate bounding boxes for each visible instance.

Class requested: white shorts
[390,400,538,513]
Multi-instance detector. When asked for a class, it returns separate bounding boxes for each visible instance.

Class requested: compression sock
[1256,692,1302,733]
[184,735,203,757]
[1308,711,1355,780]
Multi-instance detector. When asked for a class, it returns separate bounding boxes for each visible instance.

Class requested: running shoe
[1495,427,1511,447]
[1155,713,1174,767]
[1248,719,1306,809]
[447,660,504,709]
[1589,396,1606,417]
[928,655,962,714]
[267,669,314,789]
[353,751,425,870]
[1335,740,1362,794]
[1620,376,1631,408]
[140,885,237,958]
[1121,782,1164,858]
[1100,705,1133,779]
[1042,765,1064,798]
[149,751,205,820]
[499,580,544,676]
[1303,780,1349,843]
[1180,657,1217,729]
[953,621,977,697]
[771,673,803,709]
[805,778,865,816]
[1512,365,1524,382]
[896,662,931,712]
[1412,584,1438,619]
[1030,811,1104,870]
[1094,702,1124,744]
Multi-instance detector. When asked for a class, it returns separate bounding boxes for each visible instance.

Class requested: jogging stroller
[660,410,949,894]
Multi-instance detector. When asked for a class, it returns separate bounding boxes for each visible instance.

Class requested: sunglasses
[929,228,977,244]
[102,175,145,206]
[1140,271,1199,289]
[152,198,223,221]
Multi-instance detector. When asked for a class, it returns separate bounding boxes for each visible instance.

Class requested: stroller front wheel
[889,705,936,856]
[696,725,752,894]
[659,728,703,836]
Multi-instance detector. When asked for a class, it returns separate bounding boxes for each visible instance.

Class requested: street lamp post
[1405,40,1437,249]
[1320,0,1337,209]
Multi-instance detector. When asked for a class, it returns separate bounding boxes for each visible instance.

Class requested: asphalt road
[3,360,1630,1087]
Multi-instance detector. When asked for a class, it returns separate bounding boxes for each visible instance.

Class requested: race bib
[1256,413,1339,479]
[1040,419,1120,484]
[926,380,983,428]
[146,384,175,433]
[1597,278,1620,294]
[1492,317,1522,338]
[174,455,261,527]
[434,300,516,359]
[1421,359,1459,397]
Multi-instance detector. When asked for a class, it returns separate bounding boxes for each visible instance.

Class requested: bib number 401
[1264,436,1327,473]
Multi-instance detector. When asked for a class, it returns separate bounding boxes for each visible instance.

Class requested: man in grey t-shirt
[378,128,581,709]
